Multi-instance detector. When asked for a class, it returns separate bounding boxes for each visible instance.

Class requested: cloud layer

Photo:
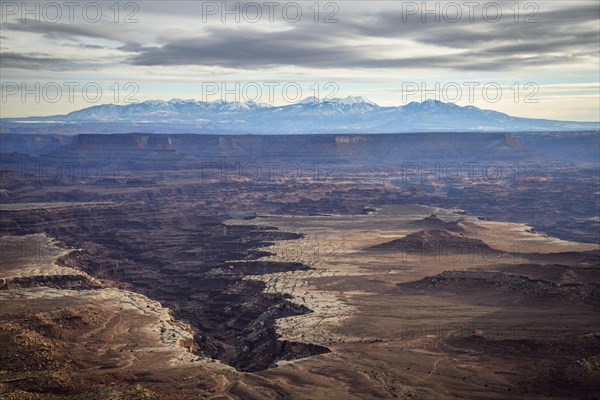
[2,2,598,71]
[1,1,598,120]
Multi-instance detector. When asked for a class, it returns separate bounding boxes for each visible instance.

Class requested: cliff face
[0,203,328,372]
[60,132,527,164]
[2,132,598,172]
[74,134,173,150]
[0,134,72,155]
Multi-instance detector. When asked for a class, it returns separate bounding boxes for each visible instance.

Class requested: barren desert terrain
[1,133,599,399]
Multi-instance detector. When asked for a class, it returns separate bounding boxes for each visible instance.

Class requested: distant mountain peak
[141,99,168,106]
[298,96,320,104]
[168,98,196,104]
[408,99,457,107]
[297,95,377,106]
[4,97,598,134]
[328,95,376,106]
[422,99,443,104]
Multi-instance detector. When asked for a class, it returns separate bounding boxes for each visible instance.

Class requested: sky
[1,0,599,121]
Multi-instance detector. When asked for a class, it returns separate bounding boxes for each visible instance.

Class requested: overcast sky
[1,0,599,120]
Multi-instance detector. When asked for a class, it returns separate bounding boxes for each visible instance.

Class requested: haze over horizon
[6,96,600,123]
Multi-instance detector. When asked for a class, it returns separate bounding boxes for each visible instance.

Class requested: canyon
[1,131,598,399]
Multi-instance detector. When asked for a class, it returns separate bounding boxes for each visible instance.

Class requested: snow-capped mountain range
[3,96,598,134]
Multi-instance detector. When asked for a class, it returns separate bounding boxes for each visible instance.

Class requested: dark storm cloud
[354,2,600,42]
[345,52,592,71]
[127,26,358,68]
[0,52,100,70]
[345,2,599,63]
[125,2,599,71]
[2,1,597,72]
[1,21,135,44]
